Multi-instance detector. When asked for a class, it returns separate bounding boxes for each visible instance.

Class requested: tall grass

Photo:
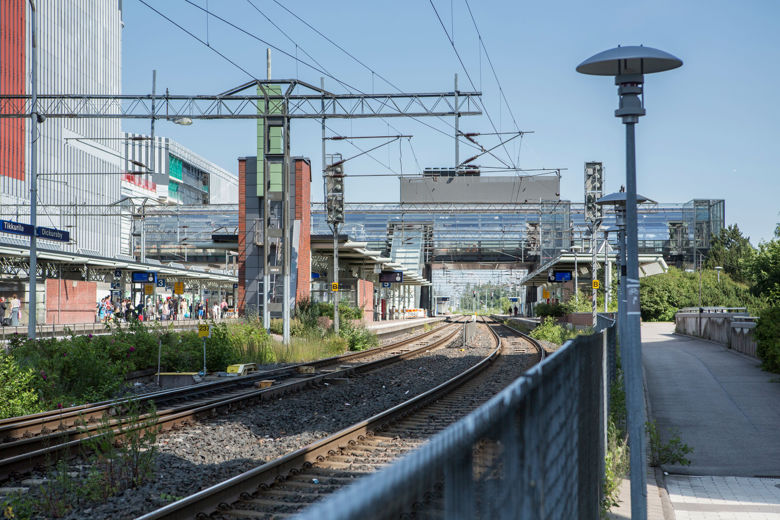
[268,333,348,362]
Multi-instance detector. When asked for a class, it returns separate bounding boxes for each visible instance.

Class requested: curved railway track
[0,319,464,480]
[138,317,544,520]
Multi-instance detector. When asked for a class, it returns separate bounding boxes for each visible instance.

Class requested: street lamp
[715,266,723,284]
[578,45,682,520]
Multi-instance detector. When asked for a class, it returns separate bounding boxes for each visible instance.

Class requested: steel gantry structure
[0,79,481,121]
[1,79,481,340]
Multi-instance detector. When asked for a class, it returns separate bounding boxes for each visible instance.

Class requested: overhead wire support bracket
[0,80,482,120]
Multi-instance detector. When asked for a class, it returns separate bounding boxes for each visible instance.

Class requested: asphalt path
[642,322,780,477]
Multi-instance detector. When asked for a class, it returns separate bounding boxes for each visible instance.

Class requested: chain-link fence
[297,323,617,520]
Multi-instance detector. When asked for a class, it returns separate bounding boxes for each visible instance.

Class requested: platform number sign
[198,323,211,338]
[331,282,339,292]
[592,279,600,290]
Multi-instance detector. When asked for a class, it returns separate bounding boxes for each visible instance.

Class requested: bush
[0,352,42,419]
[534,302,565,318]
[314,302,363,321]
[530,317,566,345]
[640,267,766,321]
[755,305,780,373]
[338,322,378,351]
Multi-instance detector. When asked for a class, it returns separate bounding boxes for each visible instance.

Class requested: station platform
[614,322,780,519]
[365,317,444,336]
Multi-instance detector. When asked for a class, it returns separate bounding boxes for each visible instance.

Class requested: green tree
[704,224,755,283]
[750,238,780,304]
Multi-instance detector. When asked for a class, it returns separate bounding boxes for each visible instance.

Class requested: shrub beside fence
[298,322,618,520]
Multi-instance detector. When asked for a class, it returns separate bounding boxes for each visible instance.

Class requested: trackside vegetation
[0,300,375,418]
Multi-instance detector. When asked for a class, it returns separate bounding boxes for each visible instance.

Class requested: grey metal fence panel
[296,324,615,520]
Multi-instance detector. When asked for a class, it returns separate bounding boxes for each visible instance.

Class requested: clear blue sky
[121,0,780,245]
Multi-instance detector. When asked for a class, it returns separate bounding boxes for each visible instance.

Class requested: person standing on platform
[10,294,21,327]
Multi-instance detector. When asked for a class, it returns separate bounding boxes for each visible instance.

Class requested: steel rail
[136,317,507,520]
[0,320,450,439]
[0,320,463,480]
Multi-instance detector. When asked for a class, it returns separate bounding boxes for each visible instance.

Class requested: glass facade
[137,198,724,272]
[312,200,725,268]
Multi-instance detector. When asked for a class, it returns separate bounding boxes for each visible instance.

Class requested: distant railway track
[0,319,464,481]
[137,317,544,520]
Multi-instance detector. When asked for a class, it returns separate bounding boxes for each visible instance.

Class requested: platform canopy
[310,236,430,286]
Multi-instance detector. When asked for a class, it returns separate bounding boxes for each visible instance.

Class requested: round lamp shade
[577,46,682,76]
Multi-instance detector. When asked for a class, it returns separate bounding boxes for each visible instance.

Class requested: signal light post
[326,163,345,333]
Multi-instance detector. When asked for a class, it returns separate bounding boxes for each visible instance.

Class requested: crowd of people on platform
[96,296,230,324]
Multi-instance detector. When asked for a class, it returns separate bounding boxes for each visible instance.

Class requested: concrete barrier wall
[675,311,758,358]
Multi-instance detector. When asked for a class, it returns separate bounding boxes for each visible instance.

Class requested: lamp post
[578,45,682,520]
[715,266,723,284]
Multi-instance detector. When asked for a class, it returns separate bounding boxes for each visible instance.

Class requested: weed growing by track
[0,400,160,518]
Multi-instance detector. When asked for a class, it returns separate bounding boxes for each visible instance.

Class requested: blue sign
[114,269,122,280]
[381,282,391,288]
[233,283,239,289]
[311,273,321,279]
[156,278,166,288]
[36,226,70,242]
[509,297,519,302]
[110,281,121,290]
[553,270,572,282]
[0,219,34,237]
[132,271,157,284]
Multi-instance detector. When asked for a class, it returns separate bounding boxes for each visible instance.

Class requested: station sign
[232,283,239,289]
[379,271,403,283]
[144,284,154,295]
[36,226,70,242]
[0,219,34,237]
[311,273,320,279]
[542,289,550,299]
[381,282,391,288]
[110,281,121,290]
[114,269,122,280]
[174,282,185,295]
[132,271,157,284]
[331,282,339,292]
[156,278,166,288]
[553,270,572,282]
[509,297,519,302]
[592,279,600,290]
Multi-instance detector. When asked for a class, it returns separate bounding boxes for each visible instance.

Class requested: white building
[0,0,123,258]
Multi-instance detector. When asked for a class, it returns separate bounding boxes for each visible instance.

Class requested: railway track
[0,319,463,480]
[137,317,544,520]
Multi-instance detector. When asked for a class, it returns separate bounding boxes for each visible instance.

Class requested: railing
[675,308,758,358]
[298,321,617,520]
[0,318,241,342]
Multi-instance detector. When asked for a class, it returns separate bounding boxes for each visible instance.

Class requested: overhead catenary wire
[428,0,517,169]
[139,0,401,176]
[265,0,485,155]
[463,0,521,151]
[174,0,485,179]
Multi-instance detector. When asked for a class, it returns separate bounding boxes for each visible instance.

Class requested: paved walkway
[637,322,780,519]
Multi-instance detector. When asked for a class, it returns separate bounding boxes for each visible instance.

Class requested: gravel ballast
[4,323,533,519]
